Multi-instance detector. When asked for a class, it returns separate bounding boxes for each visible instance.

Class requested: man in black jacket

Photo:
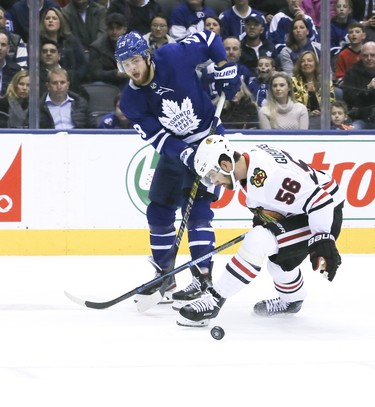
[108,0,161,34]
[343,41,375,129]
[88,12,128,88]
[0,31,21,96]
[39,67,93,128]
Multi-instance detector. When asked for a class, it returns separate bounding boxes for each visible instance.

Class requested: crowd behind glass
[1,0,375,131]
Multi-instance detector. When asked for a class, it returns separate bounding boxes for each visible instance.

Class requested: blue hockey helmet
[115,31,150,72]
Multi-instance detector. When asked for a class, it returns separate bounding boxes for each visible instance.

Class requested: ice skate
[172,265,212,310]
[134,257,176,305]
[253,297,303,316]
[177,288,225,327]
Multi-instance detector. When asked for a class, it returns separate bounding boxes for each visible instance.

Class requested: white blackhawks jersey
[241,144,345,235]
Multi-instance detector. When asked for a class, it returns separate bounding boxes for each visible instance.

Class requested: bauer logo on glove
[213,62,241,100]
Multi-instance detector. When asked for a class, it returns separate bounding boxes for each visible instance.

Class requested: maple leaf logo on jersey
[250,167,267,187]
[159,97,200,135]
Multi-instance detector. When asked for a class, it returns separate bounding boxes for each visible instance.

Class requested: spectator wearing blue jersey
[247,55,276,107]
[115,30,241,307]
[0,8,28,68]
[169,0,216,41]
[279,15,321,76]
[239,14,279,76]
[98,94,131,128]
[219,0,266,40]
[269,0,318,54]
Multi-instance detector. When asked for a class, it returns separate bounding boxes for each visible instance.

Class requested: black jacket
[343,60,375,122]
[39,90,93,129]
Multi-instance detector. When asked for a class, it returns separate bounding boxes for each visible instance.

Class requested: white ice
[0,253,374,407]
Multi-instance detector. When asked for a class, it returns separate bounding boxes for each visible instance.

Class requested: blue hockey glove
[180,146,196,173]
[308,233,341,281]
[213,62,241,100]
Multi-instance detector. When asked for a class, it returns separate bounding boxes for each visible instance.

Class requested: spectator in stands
[292,50,335,129]
[0,7,28,68]
[40,7,88,91]
[239,14,279,76]
[279,15,321,76]
[143,14,176,52]
[269,0,319,54]
[40,39,61,94]
[0,31,21,97]
[331,0,356,57]
[62,0,107,56]
[0,69,29,128]
[40,67,92,129]
[169,0,216,41]
[108,0,161,35]
[204,16,221,34]
[98,94,131,129]
[258,71,309,129]
[247,55,276,107]
[9,0,60,43]
[343,41,375,129]
[335,22,366,87]
[88,12,128,88]
[250,0,288,24]
[301,0,335,31]
[220,79,259,129]
[330,100,354,129]
[219,0,266,40]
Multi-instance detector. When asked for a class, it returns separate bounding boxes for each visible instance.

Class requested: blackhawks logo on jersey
[250,167,267,187]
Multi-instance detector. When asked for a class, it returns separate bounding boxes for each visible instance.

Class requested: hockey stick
[136,92,226,311]
[64,232,245,310]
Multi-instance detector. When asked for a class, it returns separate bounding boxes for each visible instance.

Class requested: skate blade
[176,316,210,327]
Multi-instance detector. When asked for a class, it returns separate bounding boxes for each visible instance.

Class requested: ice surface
[0,254,374,406]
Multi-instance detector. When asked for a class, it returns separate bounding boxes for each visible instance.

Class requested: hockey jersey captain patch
[250,168,267,187]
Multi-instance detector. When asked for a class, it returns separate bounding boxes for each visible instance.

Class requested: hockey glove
[307,233,341,281]
[180,146,196,173]
[213,62,241,100]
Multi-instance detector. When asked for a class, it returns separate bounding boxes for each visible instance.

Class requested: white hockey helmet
[195,135,237,187]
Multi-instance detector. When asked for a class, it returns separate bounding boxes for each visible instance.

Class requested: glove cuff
[213,63,237,79]
[308,233,335,247]
[180,147,195,166]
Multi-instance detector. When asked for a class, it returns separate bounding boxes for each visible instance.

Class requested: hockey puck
[211,326,225,340]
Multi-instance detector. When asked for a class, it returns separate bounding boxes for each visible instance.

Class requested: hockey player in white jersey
[115,31,241,306]
[178,135,344,326]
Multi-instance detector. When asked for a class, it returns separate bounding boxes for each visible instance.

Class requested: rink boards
[0,131,373,254]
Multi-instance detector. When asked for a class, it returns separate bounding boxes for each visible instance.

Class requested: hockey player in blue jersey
[115,30,241,307]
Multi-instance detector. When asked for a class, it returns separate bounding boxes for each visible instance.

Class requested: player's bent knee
[238,226,278,267]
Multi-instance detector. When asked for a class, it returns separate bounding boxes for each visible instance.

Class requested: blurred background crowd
[1,0,375,130]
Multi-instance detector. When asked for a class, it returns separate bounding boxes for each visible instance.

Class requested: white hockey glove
[180,146,196,173]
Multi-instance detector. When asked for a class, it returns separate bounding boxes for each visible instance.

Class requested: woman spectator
[292,50,335,129]
[220,80,259,129]
[258,71,309,129]
[143,15,176,52]
[40,7,88,91]
[0,69,29,128]
[204,16,222,35]
[279,15,321,76]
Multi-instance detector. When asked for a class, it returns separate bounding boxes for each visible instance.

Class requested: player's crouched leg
[178,226,278,326]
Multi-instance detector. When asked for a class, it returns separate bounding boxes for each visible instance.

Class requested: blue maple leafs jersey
[120,30,227,159]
